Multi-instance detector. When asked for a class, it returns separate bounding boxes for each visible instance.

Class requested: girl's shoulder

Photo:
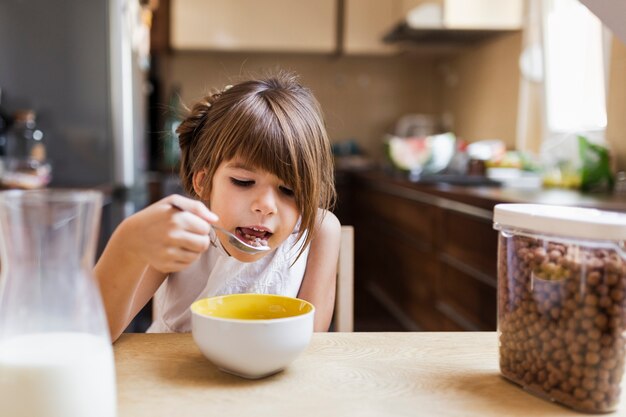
[307,209,341,253]
[317,209,341,237]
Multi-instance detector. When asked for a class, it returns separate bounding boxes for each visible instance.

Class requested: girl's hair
[176,71,336,255]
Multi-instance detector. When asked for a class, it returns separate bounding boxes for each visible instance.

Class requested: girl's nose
[251,187,277,215]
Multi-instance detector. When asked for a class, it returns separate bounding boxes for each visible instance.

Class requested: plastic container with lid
[493,204,626,413]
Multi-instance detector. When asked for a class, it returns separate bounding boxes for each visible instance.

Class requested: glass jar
[0,190,116,417]
[494,204,626,413]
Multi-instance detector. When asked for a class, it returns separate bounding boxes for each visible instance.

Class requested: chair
[333,225,354,332]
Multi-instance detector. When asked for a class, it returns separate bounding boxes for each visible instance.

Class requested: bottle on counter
[162,85,182,171]
[2,109,51,189]
[0,89,12,176]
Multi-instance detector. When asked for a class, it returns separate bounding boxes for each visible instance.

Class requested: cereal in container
[494,204,626,413]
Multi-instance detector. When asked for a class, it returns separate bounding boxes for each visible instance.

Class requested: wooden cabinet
[168,0,521,54]
[435,209,497,330]
[354,188,443,330]
[343,0,401,55]
[383,0,522,47]
[397,0,522,30]
[170,0,336,52]
[442,0,523,30]
[350,171,499,331]
[170,0,400,55]
[346,170,626,331]
[344,0,509,55]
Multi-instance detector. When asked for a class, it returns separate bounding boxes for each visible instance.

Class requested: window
[517,0,611,152]
[542,0,608,138]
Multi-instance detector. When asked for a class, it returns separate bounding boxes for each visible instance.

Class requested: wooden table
[114,332,625,416]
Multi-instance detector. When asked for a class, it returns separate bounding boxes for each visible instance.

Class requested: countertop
[113,332,622,416]
[345,169,626,213]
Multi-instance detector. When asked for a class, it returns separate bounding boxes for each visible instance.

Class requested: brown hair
[176,71,335,256]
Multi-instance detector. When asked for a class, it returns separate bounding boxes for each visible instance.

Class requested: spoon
[212,224,271,255]
[170,203,271,255]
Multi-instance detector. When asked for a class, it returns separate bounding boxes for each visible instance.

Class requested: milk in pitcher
[0,332,117,417]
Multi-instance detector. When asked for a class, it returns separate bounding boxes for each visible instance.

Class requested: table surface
[114,332,625,416]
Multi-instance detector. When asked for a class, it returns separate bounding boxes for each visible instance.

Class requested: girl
[95,72,340,342]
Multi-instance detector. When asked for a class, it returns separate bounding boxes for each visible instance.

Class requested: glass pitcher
[0,189,116,417]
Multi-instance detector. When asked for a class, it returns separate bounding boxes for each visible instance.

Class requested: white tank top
[147,228,310,333]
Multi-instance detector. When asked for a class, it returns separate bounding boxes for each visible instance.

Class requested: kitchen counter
[336,169,626,332]
[345,169,626,214]
[113,332,618,416]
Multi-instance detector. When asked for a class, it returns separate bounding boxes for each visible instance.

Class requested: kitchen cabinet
[384,0,523,46]
[343,0,514,55]
[168,0,522,54]
[350,171,497,331]
[397,0,523,29]
[170,0,336,53]
[345,169,626,332]
[442,0,523,30]
[343,0,401,55]
[150,0,170,53]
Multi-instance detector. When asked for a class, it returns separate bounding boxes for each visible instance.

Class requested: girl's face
[205,157,300,262]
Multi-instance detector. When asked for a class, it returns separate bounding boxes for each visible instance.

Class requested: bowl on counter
[190,293,315,379]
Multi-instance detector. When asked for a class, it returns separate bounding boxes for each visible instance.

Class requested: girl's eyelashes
[230,177,254,187]
[230,176,294,196]
[279,186,295,197]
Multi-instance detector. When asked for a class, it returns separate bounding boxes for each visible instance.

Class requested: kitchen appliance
[0,0,153,270]
[0,0,149,192]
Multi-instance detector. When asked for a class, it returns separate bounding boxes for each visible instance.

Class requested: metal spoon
[211,224,271,254]
[171,203,271,255]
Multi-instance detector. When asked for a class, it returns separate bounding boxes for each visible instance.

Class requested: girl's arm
[94,194,217,341]
[297,209,341,332]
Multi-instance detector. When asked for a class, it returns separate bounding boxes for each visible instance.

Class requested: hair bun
[176,95,215,150]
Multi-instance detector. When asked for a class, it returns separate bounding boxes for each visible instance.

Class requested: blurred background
[1,0,625,332]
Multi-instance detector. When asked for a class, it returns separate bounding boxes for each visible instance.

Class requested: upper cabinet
[343,0,401,55]
[385,0,523,46]
[442,0,523,29]
[343,0,524,54]
[398,0,523,29]
[170,0,337,53]
[168,0,523,54]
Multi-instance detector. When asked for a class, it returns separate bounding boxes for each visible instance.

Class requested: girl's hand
[118,194,218,273]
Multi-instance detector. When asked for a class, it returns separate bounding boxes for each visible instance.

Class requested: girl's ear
[192,170,209,198]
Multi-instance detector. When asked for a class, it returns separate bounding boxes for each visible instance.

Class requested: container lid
[493,204,626,241]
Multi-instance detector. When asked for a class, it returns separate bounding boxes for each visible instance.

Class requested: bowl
[190,293,315,379]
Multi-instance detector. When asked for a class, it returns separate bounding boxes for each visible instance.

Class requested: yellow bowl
[191,293,314,320]
[190,294,315,379]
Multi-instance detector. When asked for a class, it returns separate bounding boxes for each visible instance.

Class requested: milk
[0,332,117,417]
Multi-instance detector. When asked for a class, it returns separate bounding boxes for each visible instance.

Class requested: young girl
[95,72,340,342]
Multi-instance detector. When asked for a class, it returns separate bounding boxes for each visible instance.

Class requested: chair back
[334,225,354,332]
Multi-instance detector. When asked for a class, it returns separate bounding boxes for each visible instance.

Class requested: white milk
[0,332,117,417]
